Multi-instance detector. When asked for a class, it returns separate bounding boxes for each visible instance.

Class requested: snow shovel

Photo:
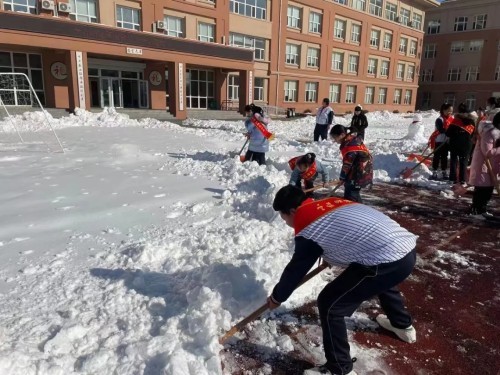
[219,262,329,344]
[303,180,341,194]
[400,142,446,179]
[230,139,249,162]
[327,181,345,197]
[406,145,431,167]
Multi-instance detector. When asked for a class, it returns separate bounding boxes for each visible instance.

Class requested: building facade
[417,0,500,112]
[0,0,438,118]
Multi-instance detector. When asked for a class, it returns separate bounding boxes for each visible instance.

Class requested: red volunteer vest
[340,137,371,159]
[288,157,318,181]
[449,117,474,135]
[428,115,454,149]
[250,116,274,140]
[294,197,357,235]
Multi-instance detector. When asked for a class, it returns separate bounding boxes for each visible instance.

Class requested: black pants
[317,249,416,374]
[295,179,314,197]
[432,142,448,171]
[471,186,494,214]
[449,150,469,183]
[314,124,329,141]
[244,150,266,165]
[344,183,362,203]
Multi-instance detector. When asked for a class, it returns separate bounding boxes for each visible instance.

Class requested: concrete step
[0,106,70,119]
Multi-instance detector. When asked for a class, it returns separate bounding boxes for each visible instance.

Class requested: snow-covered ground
[0,108,449,374]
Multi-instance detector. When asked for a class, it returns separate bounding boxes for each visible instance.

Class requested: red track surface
[221,183,500,375]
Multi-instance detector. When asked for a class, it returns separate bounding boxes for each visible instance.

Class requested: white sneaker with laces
[376,314,416,343]
[303,366,357,375]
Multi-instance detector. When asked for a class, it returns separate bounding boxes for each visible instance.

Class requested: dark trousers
[314,124,329,141]
[244,150,266,165]
[295,179,314,197]
[449,150,469,183]
[471,186,494,214]
[432,142,448,171]
[344,183,362,203]
[317,249,416,374]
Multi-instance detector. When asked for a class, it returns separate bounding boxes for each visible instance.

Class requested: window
[348,55,359,73]
[400,8,410,26]
[70,0,98,23]
[469,40,484,52]
[334,19,346,39]
[427,20,440,34]
[378,88,387,104]
[333,0,348,4]
[198,22,215,42]
[369,0,382,17]
[353,0,366,11]
[396,63,404,79]
[393,89,402,104]
[413,13,422,30]
[254,77,265,101]
[164,16,184,38]
[287,6,301,29]
[228,75,239,100]
[285,44,299,65]
[230,33,266,60]
[370,30,380,48]
[409,40,417,56]
[406,65,414,81]
[399,37,408,54]
[309,12,322,34]
[495,65,500,81]
[421,69,434,82]
[307,48,320,68]
[365,87,374,104]
[451,41,464,53]
[2,0,36,14]
[0,52,45,105]
[444,93,456,107]
[383,33,392,50]
[447,68,461,81]
[424,44,436,58]
[116,6,141,31]
[329,84,341,103]
[465,66,479,81]
[454,16,468,32]
[367,58,377,75]
[385,2,397,21]
[465,93,476,111]
[332,52,344,71]
[346,85,357,103]
[473,15,487,30]
[284,80,298,102]
[380,60,389,76]
[422,92,431,109]
[351,24,361,43]
[305,82,318,102]
[404,90,412,105]
[230,0,267,20]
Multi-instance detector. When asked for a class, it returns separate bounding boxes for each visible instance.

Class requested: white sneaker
[303,365,357,375]
[376,314,416,343]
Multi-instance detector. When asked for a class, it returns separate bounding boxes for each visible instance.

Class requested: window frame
[378,87,387,104]
[454,16,468,32]
[351,24,361,43]
[331,51,344,71]
[447,67,461,82]
[229,0,267,20]
[116,5,141,31]
[345,85,357,104]
[369,0,382,17]
[309,11,322,34]
[472,14,487,30]
[305,81,318,103]
[306,47,320,68]
[348,55,359,73]
[367,58,377,75]
[287,5,302,29]
[334,19,346,40]
[70,0,98,23]
[284,80,298,102]
[329,83,341,103]
[197,22,215,43]
[364,86,375,104]
[164,15,184,38]
[285,43,300,66]
[2,0,37,14]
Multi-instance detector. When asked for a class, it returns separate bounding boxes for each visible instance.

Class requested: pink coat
[468,122,500,187]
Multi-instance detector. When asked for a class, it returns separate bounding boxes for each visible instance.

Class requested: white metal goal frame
[0,72,65,153]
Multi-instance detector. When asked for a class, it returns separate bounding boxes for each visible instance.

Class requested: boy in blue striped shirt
[267,185,417,375]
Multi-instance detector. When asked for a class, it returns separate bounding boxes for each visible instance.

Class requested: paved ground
[221,183,500,375]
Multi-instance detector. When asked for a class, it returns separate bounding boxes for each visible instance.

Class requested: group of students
[238,101,498,375]
[429,97,500,216]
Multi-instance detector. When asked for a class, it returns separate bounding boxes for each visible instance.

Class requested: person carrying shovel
[267,185,418,375]
[242,104,273,165]
[289,153,329,197]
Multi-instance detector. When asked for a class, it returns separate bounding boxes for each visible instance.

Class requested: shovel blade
[401,168,413,179]
[239,155,246,162]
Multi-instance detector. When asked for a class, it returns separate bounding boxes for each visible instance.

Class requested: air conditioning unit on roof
[156,20,165,30]
[58,2,73,13]
[41,0,55,10]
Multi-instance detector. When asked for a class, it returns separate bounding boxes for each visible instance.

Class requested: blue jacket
[289,160,328,185]
[245,114,270,153]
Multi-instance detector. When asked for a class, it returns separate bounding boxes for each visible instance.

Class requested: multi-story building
[417,0,500,111]
[0,0,438,119]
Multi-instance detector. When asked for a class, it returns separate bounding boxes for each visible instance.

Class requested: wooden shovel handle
[303,180,341,193]
[219,262,329,344]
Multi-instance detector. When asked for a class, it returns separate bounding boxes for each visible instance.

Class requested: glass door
[139,80,148,108]
[100,78,123,108]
